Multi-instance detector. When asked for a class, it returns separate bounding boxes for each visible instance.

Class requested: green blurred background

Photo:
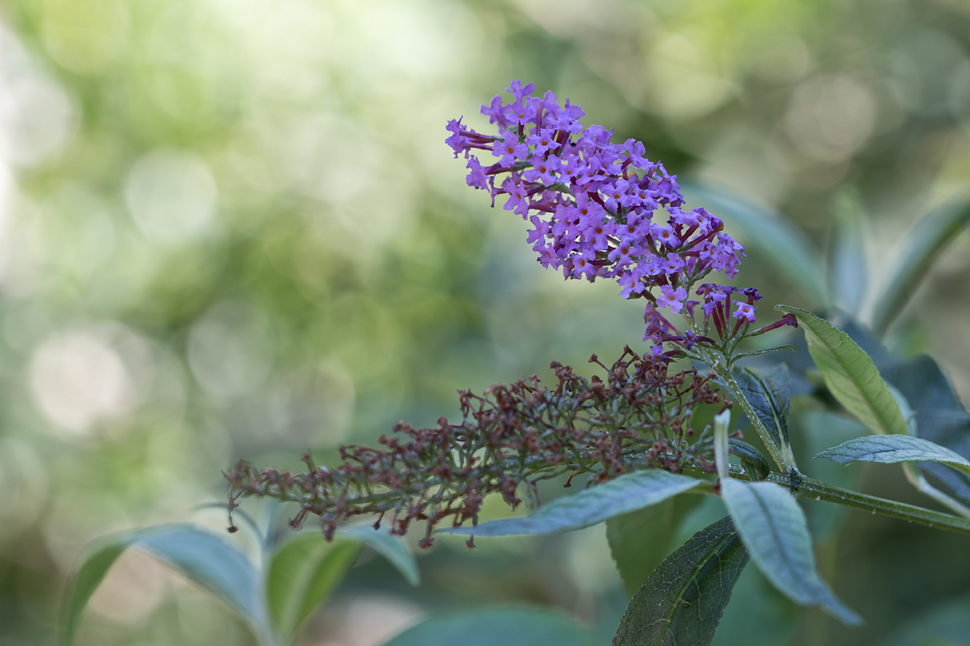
[2,0,970,644]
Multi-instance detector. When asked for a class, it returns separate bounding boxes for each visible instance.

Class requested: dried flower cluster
[227,349,728,547]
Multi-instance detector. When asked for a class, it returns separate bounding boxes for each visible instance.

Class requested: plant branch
[769,472,970,537]
[682,463,970,536]
[691,343,796,473]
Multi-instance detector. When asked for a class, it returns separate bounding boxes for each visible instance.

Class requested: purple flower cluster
[446,81,759,348]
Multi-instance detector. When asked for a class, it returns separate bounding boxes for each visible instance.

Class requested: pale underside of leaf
[720,479,861,625]
[879,354,970,513]
[61,524,266,646]
[439,470,704,537]
[816,435,970,477]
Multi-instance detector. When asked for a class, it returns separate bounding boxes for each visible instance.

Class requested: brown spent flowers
[226,347,729,548]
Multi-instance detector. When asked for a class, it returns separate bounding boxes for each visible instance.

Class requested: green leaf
[61,524,266,646]
[266,524,419,640]
[606,495,702,595]
[680,182,826,304]
[380,607,600,646]
[713,409,731,482]
[871,193,970,337]
[816,435,970,477]
[827,187,868,315]
[61,543,127,646]
[880,355,970,508]
[612,516,749,646]
[439,470,704,537]
[775,306,908,437]
[720,479,861,625]
[336,522,420,586]
[729,439,770,482]
[733,365,795,466]
[135,526,264,616]
[876,380,970,517]
[710,564,799,646]
[267,534,362,639]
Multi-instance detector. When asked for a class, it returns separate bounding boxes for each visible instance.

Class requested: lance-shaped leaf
[606,495,702,595]
[713,409,731,482]
[439,470,704,537]
[681,182,826,304]
[729,439,771,481]
[885,388,970,518]
[336,523,420,586]
[712,411,771,481]
[880,355,970,508]
[775,306,908,437]
[828,187,868,315]
[720,479,862,625]
[872,193,970,337]
[816,435,970,477]
[734,365,795,466]
[267,535,362,640]
[381,607,600,646]
[612,516,749,646]
[61,543,128,646]
[268,523,419,641]
[61,525,266,646]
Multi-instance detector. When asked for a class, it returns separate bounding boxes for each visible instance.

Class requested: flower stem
[693,344,797,473]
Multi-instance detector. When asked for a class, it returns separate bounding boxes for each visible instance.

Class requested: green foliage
[60,543,128,646]
[710,566,799,646]
[871,194,970,337]
[21,3,970,644]
[785,313,970,517]
[816,435,970,477]
[719,479,861,625]
[266,536,362,641]
[883,594,970,646]
[62,525,268,646]
[880,354,970,509]
[336,522,421,587]
[732,365,795,468]
[612,516,749,646]
[62,520,419,646]
[380,608,601,646]
[606,496,702,595]
[728,439,771,481]
[828,188,868,315]
[776,306,909,437]
[792,411,867,540]
[440,470,706,537]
